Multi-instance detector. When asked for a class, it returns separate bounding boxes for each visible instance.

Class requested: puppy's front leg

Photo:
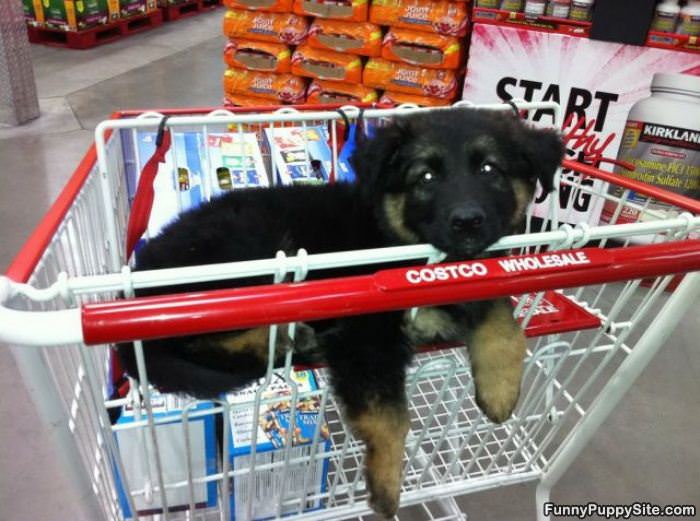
[468,299,526,424]
[347,399,409,519]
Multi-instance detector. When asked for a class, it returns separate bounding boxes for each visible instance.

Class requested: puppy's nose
[450,207,485,233]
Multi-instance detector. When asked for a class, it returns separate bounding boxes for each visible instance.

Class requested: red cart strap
[125,117,172,259]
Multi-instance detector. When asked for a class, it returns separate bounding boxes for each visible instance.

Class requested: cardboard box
[224,92,285,108]
[114,393,218,518]
[307,19,382,57]
[206,132,270,194]
[224,68,307,104]
[223,0,293,13]
[226,370,330,520]
[264,126,333,185]
[462,22,700,226]
[379,90,452,107]
[306,79,378,104]
[291,44,363,83]
[224,39,292,73]
[42,0,119,30]
[363,58,458,99]
[223,9,309,45]
[293,0,368,22]
[370,0,468,36]
[381,28,464,69]
[120,0,157,17]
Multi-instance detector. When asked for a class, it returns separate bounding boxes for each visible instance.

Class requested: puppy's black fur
[117,108,564,518]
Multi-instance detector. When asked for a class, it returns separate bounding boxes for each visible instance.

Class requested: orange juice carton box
[363,58,458,99]
[224,68,307,104]
[223,0,293,13]
[223,9,309,45]
[293,0,368,21]
[308,19,382,56]
[379,90,453,107]
[370,0,468,36]
[291,44,363,83]
[306,79,378,104]
[381,28,464,69]
[224,39,292,73]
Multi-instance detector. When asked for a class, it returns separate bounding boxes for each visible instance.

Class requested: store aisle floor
[1,13,699,520]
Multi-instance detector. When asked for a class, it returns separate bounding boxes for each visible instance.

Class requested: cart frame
[2,102,700,521]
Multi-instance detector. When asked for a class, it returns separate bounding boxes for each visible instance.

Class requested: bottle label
[601,120,700,228]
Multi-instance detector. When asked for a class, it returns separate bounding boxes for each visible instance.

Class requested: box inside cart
[113,393,218,518]
[120,129,268,240]
[264,126,334,185]
[226,369,330,521]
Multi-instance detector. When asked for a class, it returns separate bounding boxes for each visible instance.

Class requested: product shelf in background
[646,30,700,54]
[25,9,163,49]
[161,0,222,22]
[472,7,591,37]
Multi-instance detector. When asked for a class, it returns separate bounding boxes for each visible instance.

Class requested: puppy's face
[351,109,564,258]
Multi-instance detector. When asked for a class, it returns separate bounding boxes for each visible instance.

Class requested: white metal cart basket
[2,102,700,521]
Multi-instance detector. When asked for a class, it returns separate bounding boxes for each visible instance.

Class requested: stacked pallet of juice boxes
[369,0,468,106]
[222,0,469,106]
[23,0,157,32]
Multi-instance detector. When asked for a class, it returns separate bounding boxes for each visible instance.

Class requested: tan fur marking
[218,327,273,359]
[349,403,410,519]
[511,178,534,228]
[403,307,465,346]
[468,300,526,423]
[383,194,421,244]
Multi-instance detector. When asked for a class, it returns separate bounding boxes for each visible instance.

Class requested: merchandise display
[678,1,700,35]
[462,22,700,226]
[601,72,700,234]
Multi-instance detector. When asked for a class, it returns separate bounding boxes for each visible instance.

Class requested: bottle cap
[651,73,700,96]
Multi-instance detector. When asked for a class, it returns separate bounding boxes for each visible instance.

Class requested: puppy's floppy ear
[521,127,565,193]
[350,117,413,197]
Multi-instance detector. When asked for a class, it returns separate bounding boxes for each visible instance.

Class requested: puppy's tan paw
[366,476,400,519]
[474,382,520,424]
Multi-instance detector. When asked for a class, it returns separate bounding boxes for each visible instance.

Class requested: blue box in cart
[226,370,331,521]
[113,392,218,518]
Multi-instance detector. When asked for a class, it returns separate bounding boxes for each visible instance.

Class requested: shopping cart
[2,102,700,521]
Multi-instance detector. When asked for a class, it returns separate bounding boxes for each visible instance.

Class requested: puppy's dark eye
[419,171,436,184]
[480,162,497,175]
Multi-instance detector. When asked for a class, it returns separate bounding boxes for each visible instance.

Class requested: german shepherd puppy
[117,108,564,518]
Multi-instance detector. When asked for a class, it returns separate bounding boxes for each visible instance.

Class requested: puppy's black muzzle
[449,205,486,234]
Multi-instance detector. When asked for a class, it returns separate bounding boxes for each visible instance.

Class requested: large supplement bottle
[600,73,700,236]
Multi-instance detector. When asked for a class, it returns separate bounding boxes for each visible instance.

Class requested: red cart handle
[82,240,700,345]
